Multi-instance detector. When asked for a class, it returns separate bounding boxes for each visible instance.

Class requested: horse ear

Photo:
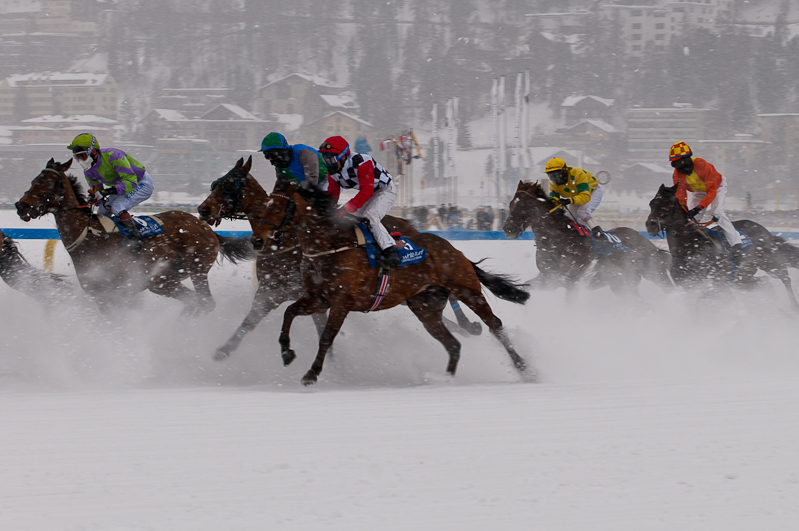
[47,157,55,166]
[62,158,73,171]
[242,155,252,175]
[668,183,679,193]
[517,180,523,189]
[234,157,243,169]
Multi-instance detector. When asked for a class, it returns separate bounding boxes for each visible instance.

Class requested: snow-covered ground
[2,211,799,530]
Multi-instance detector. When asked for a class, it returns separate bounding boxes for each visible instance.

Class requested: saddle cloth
[568,221,630,257]
[98,214,165,238]
[354,222,426,268]
[702,226,754,252]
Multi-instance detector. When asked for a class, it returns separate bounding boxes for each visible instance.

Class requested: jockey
[669,141,743,256]
[544,157,609,243]
[319,135,401,268]
[67,133,153,241]
[258,132,328,191]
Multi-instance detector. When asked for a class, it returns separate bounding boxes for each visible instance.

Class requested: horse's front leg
[279,292,329,367]
[302,302,351,386]
[213,283,288,361]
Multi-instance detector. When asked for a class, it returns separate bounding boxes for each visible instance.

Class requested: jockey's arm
[568,168,594,205]
[344,160,376,213]
[327,175,341,202]
[694,159,722,209]
[110,155,139,195]
[297,148,319,185]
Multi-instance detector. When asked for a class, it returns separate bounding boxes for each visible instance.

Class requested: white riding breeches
[96,171,155,217]
[352,183,397,251]
[687,175,742,247]
[568,184,603,228]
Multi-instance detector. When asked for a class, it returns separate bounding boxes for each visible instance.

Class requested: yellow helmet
[543,157,567,173]
[67,133,99,152]
[668,141,692,162]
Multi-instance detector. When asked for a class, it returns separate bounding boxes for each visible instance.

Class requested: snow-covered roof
[202,104,261,121]
[319,94,359,110]
[307,111,374,128]
[528,146,600,167]
[271,113,304,133]
[150,109,190,122]
[566,119,619,133]
[21,114,118,124]
[67,53,108,75]
[260,73,343,90]
[561,95,615,108]
[5,72,109,87]
[626,162,672,174]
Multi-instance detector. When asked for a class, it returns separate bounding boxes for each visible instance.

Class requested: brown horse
[503,180,672,295]
[0,229,72,300]
[15,158,252,315]
[197,156,482,361]
[247,183,531,386]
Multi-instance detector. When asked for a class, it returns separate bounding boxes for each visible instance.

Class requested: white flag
[498,75,507,173]
[491,79,499,187]
[432,103,439,182]
[445,98,455,179]
[521,69,531,169]
[512,72,522,169]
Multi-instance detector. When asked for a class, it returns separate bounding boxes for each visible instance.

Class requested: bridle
[258,193,298,241]
[208,171,250,221]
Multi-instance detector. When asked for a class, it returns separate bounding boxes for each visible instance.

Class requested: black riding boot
[378,246,401,268]
[730,243,744,262]
[118,211,142,251]
[592,225,612,254]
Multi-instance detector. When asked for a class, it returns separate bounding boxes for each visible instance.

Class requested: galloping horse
[0,229,71,300]
[503,180,672,295]
[197,156,482,361]
[15,158,253,315]
[247,184,531,386]
[646,183,799,309]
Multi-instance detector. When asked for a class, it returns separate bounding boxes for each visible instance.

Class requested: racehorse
[15,158,253,315]
[247,183,531,386]
[503,180,672,295]
[197,156,482,361]
[0,229,72,299]
[646,183,799,309]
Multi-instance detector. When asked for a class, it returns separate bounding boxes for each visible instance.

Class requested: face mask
[76,155,93,171]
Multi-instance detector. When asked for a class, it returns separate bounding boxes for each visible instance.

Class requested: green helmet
[67,133,99,153]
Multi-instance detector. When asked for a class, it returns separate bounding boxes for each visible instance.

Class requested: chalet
[303,111,375,153]
[561,95,615,126]
[256,73,346,122]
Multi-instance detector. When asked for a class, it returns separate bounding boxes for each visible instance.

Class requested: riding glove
[100,187,117,197]
[558,197,571,206]
[686,206,702,219]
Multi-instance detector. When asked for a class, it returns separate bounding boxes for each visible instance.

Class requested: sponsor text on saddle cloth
[567,220,630,257]
[353,222,426,268]
[98,214,165,238]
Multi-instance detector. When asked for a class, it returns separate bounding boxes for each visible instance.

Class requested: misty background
[1,0,798,216]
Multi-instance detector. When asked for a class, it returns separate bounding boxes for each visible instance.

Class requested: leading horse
[503,180,672,295]
[247,184,531,386]
[15,158,252,315]
[197,156,482,361]
[645,183,799,309]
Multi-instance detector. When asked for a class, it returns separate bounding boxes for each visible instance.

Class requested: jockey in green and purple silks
[67,133,154,240]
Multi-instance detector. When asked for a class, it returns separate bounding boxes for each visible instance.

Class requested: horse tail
[775,236,799,268]
[216,235,255,264]
[470,261,530,304]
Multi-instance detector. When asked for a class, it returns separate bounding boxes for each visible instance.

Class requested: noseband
[209,172,249,220]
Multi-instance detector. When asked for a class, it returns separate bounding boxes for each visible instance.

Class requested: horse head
[503,180,552,238]
[15,158,81,221]
[248,183,301,252]
[645,183,682,236]
[198,156,253,225]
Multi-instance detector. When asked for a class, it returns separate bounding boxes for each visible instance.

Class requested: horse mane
[65,173,89,206]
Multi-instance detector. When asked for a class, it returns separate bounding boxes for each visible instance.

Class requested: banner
[498,75,507,175]
[491,78,499,203]
[512,72,522,169]
[432,103,439,182]
[521,69,531,169]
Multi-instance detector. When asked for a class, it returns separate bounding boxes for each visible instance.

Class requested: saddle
[98,214,165,238]
[567,221,630,257]
[353,222,426,269]
[697,225,753,253]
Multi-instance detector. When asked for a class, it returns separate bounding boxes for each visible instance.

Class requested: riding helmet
[67,133,99,153]
[669,141,692,161]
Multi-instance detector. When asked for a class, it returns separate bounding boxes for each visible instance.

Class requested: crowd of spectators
[408,204,498,231]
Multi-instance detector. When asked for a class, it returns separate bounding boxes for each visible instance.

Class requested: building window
[655,23,665,29]
[632,23,642,29]
[655,34,665,40]
[632,34,642,40]
[631,9,642,16]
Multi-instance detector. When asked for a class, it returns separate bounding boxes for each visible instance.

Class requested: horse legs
[213,283,289,361]
[279,292,331,369]
[767,266,799,311]
[301,301,349,386]
[447,294,482,335]
[455,288,531,378]
[189,271,216,316]
[408,289,462,375]
[149,275,201,316]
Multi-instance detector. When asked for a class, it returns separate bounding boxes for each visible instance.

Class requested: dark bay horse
[197,156,481,361]
[503,180,672,295]
[247,184,531,386]
[0,229,72,300]
[15,158,252,315]
[645,183,799,309]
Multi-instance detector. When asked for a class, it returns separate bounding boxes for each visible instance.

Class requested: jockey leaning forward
[67,133,153,241]
[318,135,402,268]
[669,141,743,258]
[544,157,610,245]
[258,132,328,190]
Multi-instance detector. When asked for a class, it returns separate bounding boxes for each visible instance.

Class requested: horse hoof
[213,349,230,361]
[282,349,296,366]
[467,322,483,336]
[301,370,317,386]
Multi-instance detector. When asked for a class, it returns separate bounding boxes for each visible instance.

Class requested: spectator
[438,204,447,227]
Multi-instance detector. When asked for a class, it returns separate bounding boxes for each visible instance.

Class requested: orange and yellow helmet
[668,141,692,162]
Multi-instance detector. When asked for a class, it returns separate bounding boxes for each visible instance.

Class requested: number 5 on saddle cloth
[353,222,426,268]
